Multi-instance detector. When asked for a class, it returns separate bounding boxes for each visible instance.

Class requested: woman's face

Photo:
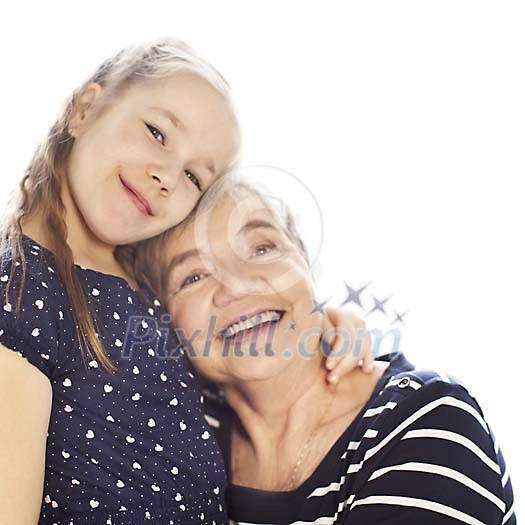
[164,190,323,384]
[66,72,239,246]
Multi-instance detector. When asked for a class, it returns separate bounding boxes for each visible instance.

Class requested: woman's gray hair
[134,170,317,304]
[182,169,310,265]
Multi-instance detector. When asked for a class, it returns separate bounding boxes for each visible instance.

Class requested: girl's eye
[146,123,165,145]
[185,171,202,192]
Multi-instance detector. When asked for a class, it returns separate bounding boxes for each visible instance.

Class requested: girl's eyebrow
[148,106,184,130]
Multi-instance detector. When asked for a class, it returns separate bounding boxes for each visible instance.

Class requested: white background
[1,0,523,515]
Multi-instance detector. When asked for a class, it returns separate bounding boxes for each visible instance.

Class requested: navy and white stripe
[203,351,516,524]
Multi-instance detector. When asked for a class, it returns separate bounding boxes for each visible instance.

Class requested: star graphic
[390,310,409,325]
[366,294,393,316]
[286,320,299,332]
[339,280,372,309]
[309,296,332,316]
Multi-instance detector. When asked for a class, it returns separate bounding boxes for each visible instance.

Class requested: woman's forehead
[165,193,279,258]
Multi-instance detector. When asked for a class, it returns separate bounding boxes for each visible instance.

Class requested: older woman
[147,177,516,525]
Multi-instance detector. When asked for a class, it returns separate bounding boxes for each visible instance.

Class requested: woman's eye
[253,242,277,257]
[185,171,202,192]
[180,273,206,289]
[146,123,165,145]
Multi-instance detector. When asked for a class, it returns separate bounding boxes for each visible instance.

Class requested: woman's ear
[69,82,104,137]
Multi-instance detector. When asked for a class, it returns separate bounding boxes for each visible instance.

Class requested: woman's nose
[213,274,268,309]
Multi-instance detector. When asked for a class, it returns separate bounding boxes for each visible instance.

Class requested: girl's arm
[0,343,52,525]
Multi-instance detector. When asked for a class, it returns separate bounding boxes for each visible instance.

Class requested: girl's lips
[119,174,153,216]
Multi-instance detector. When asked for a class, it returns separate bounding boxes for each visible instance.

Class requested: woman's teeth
[223,310,283,338]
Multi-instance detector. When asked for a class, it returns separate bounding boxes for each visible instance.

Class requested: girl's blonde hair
[0,36,240,374]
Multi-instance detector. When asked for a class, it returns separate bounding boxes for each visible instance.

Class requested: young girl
[0,37,373,524]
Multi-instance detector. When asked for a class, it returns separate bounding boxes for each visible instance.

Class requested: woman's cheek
[264,254,312,292]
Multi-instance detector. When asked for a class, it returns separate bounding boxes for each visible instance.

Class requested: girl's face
[66,72,239,246]
[163,191,323,385]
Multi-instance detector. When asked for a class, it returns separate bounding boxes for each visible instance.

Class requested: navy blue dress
[0,234,228,525]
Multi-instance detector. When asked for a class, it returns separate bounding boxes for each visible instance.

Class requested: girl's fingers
[360,331,375,373]
[324,309,375,382]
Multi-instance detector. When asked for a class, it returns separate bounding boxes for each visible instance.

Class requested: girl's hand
[322,307,375,384]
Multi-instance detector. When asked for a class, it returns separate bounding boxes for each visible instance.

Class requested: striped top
[203,351,516,525]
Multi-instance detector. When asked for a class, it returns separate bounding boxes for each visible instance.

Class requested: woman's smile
[217,309,286,348]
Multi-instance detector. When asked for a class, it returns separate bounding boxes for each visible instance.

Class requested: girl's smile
[119,172,154,217]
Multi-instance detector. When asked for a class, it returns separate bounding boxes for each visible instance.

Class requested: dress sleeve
[0,260,72,381]
[342,380,516,525]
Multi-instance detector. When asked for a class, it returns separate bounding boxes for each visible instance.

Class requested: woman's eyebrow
[237,219,279,236]
[167,248,201,275]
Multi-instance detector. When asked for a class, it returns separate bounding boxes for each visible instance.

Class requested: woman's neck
[223,353,389,455]
[223,355,340,450]
[223,355,389,491]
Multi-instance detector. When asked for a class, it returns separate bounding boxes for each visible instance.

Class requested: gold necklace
[232,383,339,491]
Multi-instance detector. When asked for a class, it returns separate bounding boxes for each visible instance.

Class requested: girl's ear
[69,82,104,137]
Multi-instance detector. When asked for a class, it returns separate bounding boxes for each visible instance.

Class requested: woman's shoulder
[375,351,481,408]
[357,351,497,453]
[335,352,515,524]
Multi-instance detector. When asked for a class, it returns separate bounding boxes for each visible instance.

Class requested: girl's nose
[148,164,182,195]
